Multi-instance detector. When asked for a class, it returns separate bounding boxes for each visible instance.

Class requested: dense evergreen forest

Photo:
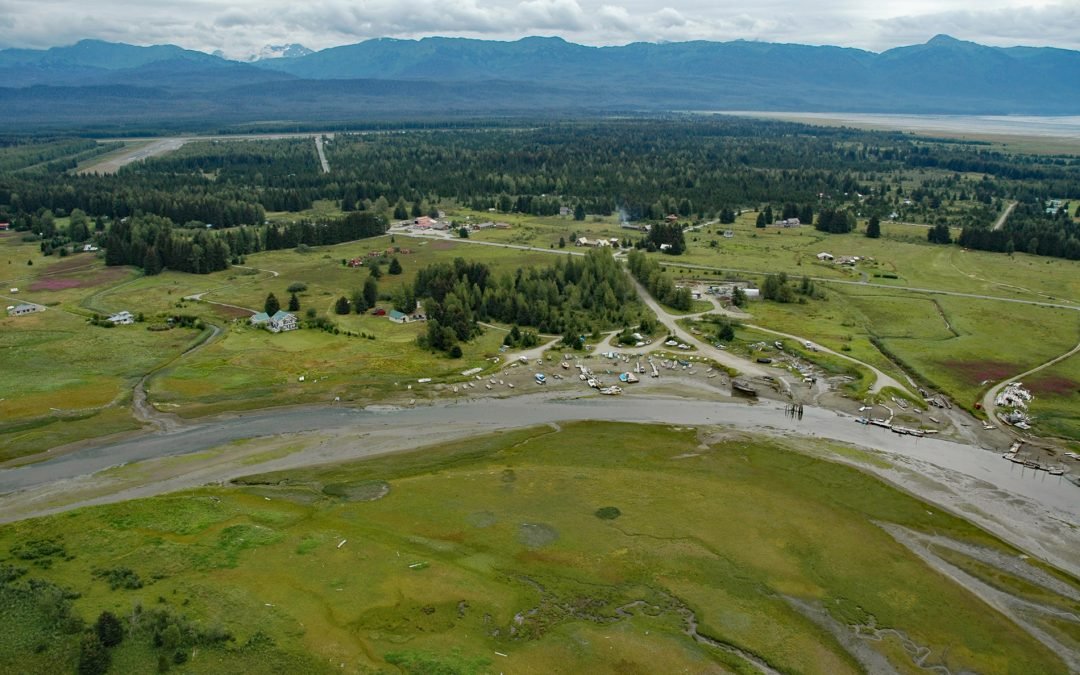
[1,118,1078,264]
[103,211,385,274]
[413,250,646,353]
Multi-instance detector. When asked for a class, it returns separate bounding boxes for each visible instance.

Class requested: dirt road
[992,201,1018,231]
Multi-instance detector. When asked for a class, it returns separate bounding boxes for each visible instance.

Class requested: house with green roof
[250,310,298,333]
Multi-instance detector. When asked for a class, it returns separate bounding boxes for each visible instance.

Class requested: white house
[7,303,44,317]
[108,311,134,325]
[816,252,835,261]
[251,310,298,333]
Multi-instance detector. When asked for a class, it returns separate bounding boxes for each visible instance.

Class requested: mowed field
[0,423,1073,674]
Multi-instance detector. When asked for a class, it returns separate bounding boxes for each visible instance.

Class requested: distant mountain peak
[252,44,313,61]
[927,34,961,45]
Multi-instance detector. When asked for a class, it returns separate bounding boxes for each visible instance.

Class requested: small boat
[535,373,547,384]
[731,379,757,396]
[561,361,569,369]
[1048,467,1065,476]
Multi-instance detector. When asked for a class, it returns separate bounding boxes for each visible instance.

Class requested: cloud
[873,4,1080,50]
[0,0,1077,58]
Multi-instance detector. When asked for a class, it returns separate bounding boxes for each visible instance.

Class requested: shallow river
[2,395,1076,523]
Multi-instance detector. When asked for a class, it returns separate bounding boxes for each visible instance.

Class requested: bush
[594,506,622,520]
[92,567,143,590]
[286,282,307,293]
[94,611,124,648]
[77,633,110,675]
[448,345,463,358]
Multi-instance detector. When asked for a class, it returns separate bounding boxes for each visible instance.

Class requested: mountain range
[2,35,1078,130]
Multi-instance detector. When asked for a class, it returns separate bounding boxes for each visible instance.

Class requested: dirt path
[742,323,909,395]
[992,200,1018,231]
[627,274,770,379]
[981,334,1080,439]
[133,322,223,432]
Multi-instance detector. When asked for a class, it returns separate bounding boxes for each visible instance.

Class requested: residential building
[251,310,298,333]
[7,303,44,316]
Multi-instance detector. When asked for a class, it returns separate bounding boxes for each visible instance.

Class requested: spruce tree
[866,215,881,239]
[264,293,280,316]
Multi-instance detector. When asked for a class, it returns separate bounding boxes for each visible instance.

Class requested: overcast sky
[1,0,1077,59]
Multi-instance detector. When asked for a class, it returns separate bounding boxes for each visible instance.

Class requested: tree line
[103,211,386,275]
[625,250,693,311]
[413,250,647,354]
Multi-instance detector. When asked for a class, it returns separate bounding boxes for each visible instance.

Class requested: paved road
[315,135,330,173]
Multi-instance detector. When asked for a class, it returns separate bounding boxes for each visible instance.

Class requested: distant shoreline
[703,111,1080,150]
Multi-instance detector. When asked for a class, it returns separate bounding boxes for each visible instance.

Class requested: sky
[0,0,1077,59]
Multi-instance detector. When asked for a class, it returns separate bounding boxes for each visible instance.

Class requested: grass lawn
[0,422,1071,674]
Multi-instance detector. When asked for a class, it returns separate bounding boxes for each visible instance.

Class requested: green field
[671,214,1080,304]
[1026,351,1080,445]
[1,423,1073,674]
[0,232,573,452]
[0,306,202,461]
[148,315,507,417]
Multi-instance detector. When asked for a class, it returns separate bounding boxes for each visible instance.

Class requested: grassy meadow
[0,422,1073,674]
[0,232,563,455]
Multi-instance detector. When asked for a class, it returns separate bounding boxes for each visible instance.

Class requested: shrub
[594,506,622,520]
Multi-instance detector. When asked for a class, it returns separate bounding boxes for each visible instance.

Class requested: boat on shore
[731,379,757,396]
